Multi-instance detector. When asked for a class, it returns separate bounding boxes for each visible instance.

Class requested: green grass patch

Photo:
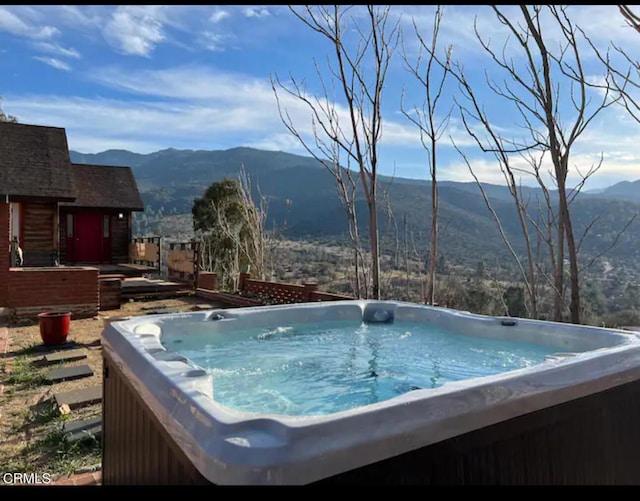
[30,415,102,476]
[1,402,101,478]
[5,356,46,388]
[10,342,42,357]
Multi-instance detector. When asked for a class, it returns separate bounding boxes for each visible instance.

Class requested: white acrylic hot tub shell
[101,300,640,485]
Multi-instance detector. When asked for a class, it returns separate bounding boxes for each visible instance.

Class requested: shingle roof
[0,121,75,200]
[62,163,144,211]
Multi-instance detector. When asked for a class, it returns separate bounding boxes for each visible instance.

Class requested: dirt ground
[0,295,226,483]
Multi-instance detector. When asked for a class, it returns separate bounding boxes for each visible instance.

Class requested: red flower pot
[38,312,71,346]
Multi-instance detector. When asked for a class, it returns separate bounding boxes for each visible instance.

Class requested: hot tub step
[46,364,94,384]
[54,385,102,410]
[63,416,102,444]
[43,349,88,365]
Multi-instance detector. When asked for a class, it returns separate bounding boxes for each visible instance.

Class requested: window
[66,214,74,238]
[103,215,110,238]
[10,202,20,241]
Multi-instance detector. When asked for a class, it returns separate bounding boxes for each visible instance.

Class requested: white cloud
[210,9,230,24]
[52,5,105,28]
[243,7,271,19]
[103,6,166,57]
[439,123,640,190]
[198,32,229,52]
[243,133,312,153]
[3,62,425,160]
[32,56,71,71]
[66,133,169,155]
[401,4,640,69]
[88,65,430,149]
[6,81,640,190]
[0,6,59,39]
[32,41,80,59]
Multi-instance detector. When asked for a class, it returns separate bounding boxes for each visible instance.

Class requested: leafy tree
[192,172,266,290]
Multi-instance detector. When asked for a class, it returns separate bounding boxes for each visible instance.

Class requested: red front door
[74,212,103,263]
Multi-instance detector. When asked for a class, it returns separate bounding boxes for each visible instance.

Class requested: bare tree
[401,6,453,306]
[620,5,640,33]
[235,167,268,281]
[594,7,640,131]
[192,169,268,290]
[452,140,540,318]
[439,5,623,323]
[272,5,400,300]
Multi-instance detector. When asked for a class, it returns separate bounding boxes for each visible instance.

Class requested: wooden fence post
[239,272,250,292]
[303,282,318,302]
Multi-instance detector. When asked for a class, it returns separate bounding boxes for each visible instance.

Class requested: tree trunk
[404,214,410,300]
[558,184,581,324]
[428,166,438,306]
[353,246,361,299]
[553,217,565,322]
[369,199,381,300]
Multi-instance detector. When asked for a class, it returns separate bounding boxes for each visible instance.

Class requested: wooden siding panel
[22,201,56,266]
[102,355,209,485]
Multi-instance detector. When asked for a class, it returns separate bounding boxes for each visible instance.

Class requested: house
[59,163,143,265]
[1,121,144,266]
[0,121,144,319]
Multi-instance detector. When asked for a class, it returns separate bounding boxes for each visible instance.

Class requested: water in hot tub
[170,320,557,416]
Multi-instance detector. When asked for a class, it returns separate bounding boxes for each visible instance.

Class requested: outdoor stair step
[121,290,192,300]
[54,385,102,410]
[43,349,88,365]
[63,416,102,444]
[46,364,94,384]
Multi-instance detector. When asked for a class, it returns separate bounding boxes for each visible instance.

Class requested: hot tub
[101,301,640,485]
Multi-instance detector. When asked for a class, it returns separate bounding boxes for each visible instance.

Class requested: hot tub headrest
[363,303,395,324]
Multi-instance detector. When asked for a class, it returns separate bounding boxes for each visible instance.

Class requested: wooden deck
[95,263,160,277]
[121,277,192,300]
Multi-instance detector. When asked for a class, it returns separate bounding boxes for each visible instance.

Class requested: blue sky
[1,5,640,189]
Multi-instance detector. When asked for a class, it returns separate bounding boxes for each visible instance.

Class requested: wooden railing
[128,237,161,272]
[308,290,353,302]
[238,272,352,305]
[167,241,200,287]
[243,278,317,304]
[195,271,353,306]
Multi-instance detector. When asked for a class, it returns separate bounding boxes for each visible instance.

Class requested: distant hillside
[593,180,640,203]
[69,147,640,269]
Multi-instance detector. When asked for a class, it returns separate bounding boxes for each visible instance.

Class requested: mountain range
[70,147,640,269]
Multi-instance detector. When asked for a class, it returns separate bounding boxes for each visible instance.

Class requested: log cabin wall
[21,201,57,266]
[58,210,68,264]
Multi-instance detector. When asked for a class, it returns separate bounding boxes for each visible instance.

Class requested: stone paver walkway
[52,471,102,486]
[2,327,102,487]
